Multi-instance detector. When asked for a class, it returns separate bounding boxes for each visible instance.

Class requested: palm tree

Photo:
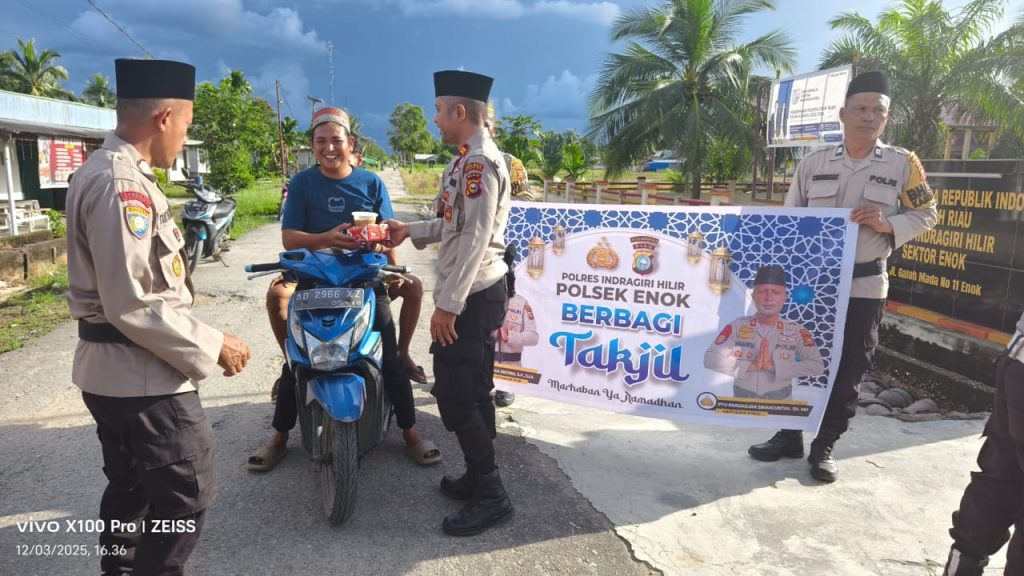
[0,38,74,99]
[820,0,1024,157]
[588,0,795,198]
[82,73,116,108]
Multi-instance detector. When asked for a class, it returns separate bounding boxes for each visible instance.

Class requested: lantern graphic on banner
[686,230,705,264]
[552,224,566,255]
[527,237,546,278]
[709,246,732,294]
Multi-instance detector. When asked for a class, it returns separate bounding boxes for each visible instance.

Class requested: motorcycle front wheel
[314,404,359,525]
[184,232,201,274]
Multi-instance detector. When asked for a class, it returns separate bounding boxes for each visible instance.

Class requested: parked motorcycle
[245,248,408,525]
[181,169,237,273]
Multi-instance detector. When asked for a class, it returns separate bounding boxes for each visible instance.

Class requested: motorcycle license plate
[292,288,364,311]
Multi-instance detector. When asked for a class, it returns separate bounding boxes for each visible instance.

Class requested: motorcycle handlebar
[382,265,408,274]
[245,263,281,273]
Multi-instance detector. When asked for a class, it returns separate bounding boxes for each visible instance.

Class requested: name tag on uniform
[812,174,839,182]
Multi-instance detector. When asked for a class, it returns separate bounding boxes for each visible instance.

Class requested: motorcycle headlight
[350,304,372,349]
[307,331,351,372]
[288,307,304,348]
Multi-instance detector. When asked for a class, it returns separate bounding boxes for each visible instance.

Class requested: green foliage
[969,147,990,160]
[45,209,64,238]
[191,71,277,190]
[539,131,565,180]
[820,0,1024,156]
[387,103,435,164]
[703,138,748,182]
[496,115,542,165]
[0,38,74,99]
[588,0,795,198]
[0,267,69,353]
[561,141,592,180]
[400,166,444,197]
[152,167,169,187]
[82,73,115,108]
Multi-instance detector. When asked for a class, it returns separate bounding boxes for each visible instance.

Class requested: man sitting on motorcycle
[246,106,441,471]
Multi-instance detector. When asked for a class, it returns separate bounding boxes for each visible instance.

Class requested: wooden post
[595,180,607,204]
[641,182,655,205]
[543,179,551,202]
[565,179,574,203]
[944,131,954,160]
[962,128,973,159]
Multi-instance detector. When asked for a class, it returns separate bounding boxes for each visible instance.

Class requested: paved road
[0,168,1003,575]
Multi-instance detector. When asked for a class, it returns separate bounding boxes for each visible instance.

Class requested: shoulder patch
[124,206,151,240]
[464,162,484,173]
[901,152,935,209]
[119,190,152,208]
[800,328,816,347]
[714,324,732,345]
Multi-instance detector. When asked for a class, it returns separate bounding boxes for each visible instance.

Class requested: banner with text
[37,136,86,189]
[496,203,858,432]
[767,65,851,148]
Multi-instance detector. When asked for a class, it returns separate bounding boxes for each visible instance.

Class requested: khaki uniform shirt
[501,152,533,201]
[704,316,826,396]
[785,140,938,299]
[410,129,510,314]
[66,134,224,397]
[495,294,539,363]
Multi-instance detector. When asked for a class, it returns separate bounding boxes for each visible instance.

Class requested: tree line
[5,0,1024,197]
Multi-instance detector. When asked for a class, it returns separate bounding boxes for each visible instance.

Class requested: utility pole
[306,95,322,125]
[327,41,335,106]
[276,80,287,179]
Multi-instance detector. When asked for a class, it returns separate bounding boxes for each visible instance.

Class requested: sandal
[245,444,288,472]
[406,364,428,384]
[405,439,442,466]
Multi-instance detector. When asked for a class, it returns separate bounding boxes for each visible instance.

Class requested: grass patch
[399,166,443,197]
[231,179,281,237]
[0,269,70,353]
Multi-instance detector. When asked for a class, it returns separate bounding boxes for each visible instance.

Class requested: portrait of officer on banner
[704,265,825,401]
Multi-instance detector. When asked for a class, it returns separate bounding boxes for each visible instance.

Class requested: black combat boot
[442,469,513,536]
[808,438,839,483]
[942,545,989,576]
[440,470,477,501]
[748,429,804,461]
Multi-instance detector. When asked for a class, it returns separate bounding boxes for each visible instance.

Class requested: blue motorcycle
[246,248,407,524]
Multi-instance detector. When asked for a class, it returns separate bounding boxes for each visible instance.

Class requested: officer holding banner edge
[66,59,251,575]
[387,70,513,536]
[748,70,938,483]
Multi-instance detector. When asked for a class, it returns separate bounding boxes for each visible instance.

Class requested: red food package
[348,223,390,245]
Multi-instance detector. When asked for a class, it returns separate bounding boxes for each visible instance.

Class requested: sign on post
[767,65,852,148]
[37,136,86,188]
[496,203,859,433]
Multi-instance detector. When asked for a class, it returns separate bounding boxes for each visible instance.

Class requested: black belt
[495,351,522,363]
[853,258,885,278]
[78,321,135,346]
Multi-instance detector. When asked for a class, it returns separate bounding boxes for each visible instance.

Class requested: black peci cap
[753,265,787,287]
[434,70,493,102]
[846,71,890,99]
[115,59,196,101]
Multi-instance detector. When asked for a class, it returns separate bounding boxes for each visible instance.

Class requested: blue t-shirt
[281,166,394,233]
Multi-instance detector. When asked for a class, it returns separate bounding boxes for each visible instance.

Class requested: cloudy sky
[3,0,1021,149]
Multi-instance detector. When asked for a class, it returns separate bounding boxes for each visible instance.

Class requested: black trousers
[818,297,886,439]
[274,289,415,433]
[81,391,215,576]
[431,280,508,476]
[949,353,1024,571]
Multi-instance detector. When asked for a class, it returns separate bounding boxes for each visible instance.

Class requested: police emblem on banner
[630,235,659,275]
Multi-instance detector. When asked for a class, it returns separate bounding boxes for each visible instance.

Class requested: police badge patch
[630,235,659,275]
[124,206,150,240]
[714,324,732,345]
[465,169,483,198]
[172,255,183,277]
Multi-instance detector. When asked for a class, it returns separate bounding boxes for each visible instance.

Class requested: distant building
[167,140,210,182]
[941,105,998,160]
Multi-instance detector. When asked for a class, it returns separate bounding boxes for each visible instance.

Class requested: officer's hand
[323,223,360,250]
[218,334,251,376]
[500,325,510,343]
[385,219,409,246]
[430,309,459,346]
[851,205,894,235]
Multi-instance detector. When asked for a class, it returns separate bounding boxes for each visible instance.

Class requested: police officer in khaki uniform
[942,312,1024,575]
[388,70,513,536]
[748,71,937,483]
[66,58,251,575]
[705,265,825,400]
[486,100,534,202]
